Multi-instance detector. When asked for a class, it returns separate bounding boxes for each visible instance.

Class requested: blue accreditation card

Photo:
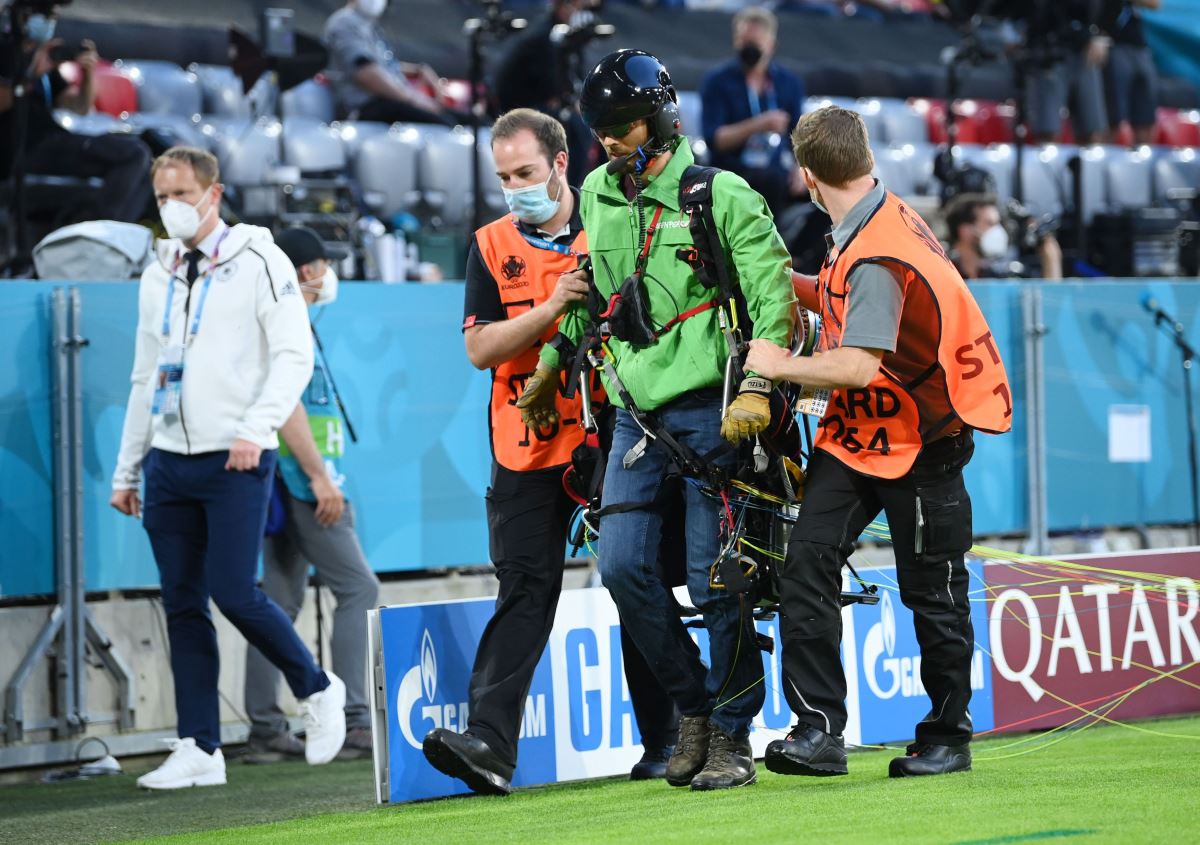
[152,345,185,417]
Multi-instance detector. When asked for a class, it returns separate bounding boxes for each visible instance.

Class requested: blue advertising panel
[374,581,996,802]
[848,562,995,745]
[378,598,557,802]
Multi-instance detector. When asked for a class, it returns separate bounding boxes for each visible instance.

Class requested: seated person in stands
[0,5,152,227]
[945,193,1063,281]
[700,6,804,218]
[323,0,462,126]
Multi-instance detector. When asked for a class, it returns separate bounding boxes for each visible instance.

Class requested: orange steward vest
[815,191,1012,479]
[474,216,603,472]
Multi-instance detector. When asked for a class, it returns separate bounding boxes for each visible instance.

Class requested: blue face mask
[25,14,56,44]
[503,168,562,226]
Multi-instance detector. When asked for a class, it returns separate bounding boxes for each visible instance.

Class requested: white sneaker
[300,672,346,765]
[136,738,226,790]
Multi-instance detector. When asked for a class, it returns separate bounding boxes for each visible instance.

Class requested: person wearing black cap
[518,50,794,791]
[241,226,380,764]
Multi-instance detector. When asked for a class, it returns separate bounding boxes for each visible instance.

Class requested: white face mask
[979,223,1009,259]
[302,266,339,305]
[160,188,214,242]
[503,168,562,226]
[357,0,387,18]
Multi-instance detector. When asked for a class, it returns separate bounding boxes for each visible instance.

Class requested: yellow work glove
[516,363,561,430]
[720,376,772,444]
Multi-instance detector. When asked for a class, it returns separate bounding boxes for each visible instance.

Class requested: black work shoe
[889,742,971,778]
[630,745,674,781]
[690,728,756,791]
[764,725,848,776]
[665,715,712,787]
[422,729,514,796]
[241,731,305,764]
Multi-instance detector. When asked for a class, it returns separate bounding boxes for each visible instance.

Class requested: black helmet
[579,49,680,148]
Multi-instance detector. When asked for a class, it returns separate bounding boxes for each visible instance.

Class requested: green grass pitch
[2,716,1196,845]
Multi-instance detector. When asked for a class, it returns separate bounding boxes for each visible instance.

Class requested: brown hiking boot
[690,728,756,791]
[665,715,711,787]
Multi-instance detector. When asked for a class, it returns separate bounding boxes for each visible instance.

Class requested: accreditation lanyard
[512,219,581,257]
[746,81,777,118]
[161,228,230,345]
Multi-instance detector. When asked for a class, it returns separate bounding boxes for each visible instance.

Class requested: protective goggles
[591,120,637,141]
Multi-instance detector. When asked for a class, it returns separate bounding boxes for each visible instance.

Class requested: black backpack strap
[677,164,735,305]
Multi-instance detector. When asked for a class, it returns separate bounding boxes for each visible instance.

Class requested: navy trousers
[142,448,329,753]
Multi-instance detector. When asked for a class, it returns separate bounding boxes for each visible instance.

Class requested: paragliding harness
[554,165,878,640]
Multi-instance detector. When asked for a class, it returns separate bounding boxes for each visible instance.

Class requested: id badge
[152,345,185,417]
[795,386,830,418]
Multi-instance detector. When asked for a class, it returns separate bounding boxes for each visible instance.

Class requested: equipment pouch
[605,273,657,346]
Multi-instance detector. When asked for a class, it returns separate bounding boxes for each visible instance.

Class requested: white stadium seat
[115,59,203,119]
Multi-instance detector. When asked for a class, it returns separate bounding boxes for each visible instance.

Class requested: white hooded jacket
[112,222,314,491]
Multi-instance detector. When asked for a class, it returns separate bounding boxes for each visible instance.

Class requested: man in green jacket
[518,49,794,791]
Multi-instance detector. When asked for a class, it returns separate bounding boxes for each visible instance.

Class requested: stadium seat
[282,117,347,175]
[973,101,1015,144]
[912,99,954,144]
[281,78,337,124]
[1153,108,1200,148]
[874,98,928,145]
[53,110,132,136]
[1069,145,1110,224]
[189,64,251,120]
[1103,146,1154,211]
[473,127,510,219]
[873,145,917,197]
[354,124,423,219]
[92,62,138,118]
[1151,147,1200,204]
[335,121,392,164]
[202,117,282,186]
[881,141,938,196]
[1021,144,1075,219]
[417,125,476,227]
[676,90,703,137]
[115,59,203,119]
[123,112,210,150]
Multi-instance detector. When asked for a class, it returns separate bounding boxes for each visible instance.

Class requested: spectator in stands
[0,6,152,225]
[110,147,345,790]
[1101,0,1160,146]
[490,0,600,187]
[1025,0,1110,145]
[700,6,804,218]
[242,227,379,766]
[323,0,461,126]
[944,193,1063,280]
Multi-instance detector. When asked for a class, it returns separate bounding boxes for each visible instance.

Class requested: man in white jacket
[110,147,346,790]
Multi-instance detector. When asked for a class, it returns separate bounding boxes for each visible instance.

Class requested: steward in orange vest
[744,106,1011,781]
[427,109,677,796]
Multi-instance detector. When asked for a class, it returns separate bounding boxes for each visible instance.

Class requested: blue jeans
[142,448,329,753]
[598,392,765,738]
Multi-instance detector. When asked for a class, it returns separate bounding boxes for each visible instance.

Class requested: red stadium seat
[973,100,1015,144]
[912,99,1015,145]
[1057,116,1076,145]
[1153,107,1200,147]
[1111,121,1135,147]
[93,61,138,118]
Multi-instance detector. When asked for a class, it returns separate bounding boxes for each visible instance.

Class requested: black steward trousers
[468,462,678,771]
[779,430,976,746]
